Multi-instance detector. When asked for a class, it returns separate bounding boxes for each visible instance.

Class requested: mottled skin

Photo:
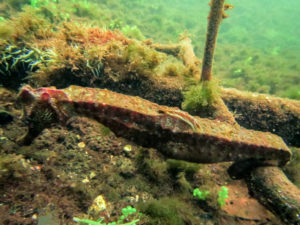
[18,85,291,166]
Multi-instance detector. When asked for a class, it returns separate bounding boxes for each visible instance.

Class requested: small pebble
[89,195,107,214]
[32,214,38,220]
[78,142,86,148]
[123,144,132,152]
[82,177,90,183]
[89,171,96,179]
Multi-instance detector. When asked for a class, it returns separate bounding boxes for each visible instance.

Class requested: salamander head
[17,85,36,105]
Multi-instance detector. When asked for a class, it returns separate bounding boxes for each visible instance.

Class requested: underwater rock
[17,85,291,167]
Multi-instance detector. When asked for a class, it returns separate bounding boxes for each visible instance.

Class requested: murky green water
[107,0,300,98]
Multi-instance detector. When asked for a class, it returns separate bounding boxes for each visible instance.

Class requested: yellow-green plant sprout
[193,188,210,200]
[217,186,229,207]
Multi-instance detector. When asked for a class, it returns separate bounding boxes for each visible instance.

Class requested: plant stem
[201,0,225,81]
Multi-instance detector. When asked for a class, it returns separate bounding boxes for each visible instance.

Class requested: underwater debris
[202,0,225,81]
[222,88,300,146]
[247,166,300,225]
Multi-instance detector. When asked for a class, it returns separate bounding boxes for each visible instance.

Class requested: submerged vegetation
[0,0,299,224]
[182,79,221,115]
[0,0,299,98]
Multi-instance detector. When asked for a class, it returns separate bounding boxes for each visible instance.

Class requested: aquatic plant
[30,0,39,8]
[138,198,193,225]
[183,0,234,122]
[109,19,123,30]
[72,0,97,19]
[0,154,32,182]
[0,45,40,89]
[2,6,53,42]
[73,206,139,225]
[166,159,200,178]
[193,186,229,207]
[182,79,221,115]
[136,149,169,184]
[193,188,210,200]
[121,25,145,41]
[30,0,57,8]
[217,186,229,207]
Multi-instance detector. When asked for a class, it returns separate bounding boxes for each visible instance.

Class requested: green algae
[121,25,145,41]
[138,197,195,225]
[136,148,170,184]
[182,79,221,115]
[166,159,200,179]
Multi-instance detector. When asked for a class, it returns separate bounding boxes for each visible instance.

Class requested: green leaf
[193,188,210,200]
[217,186,229,207]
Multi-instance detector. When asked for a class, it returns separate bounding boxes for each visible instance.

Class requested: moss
[0,154,32,183]
[167,159,200,179]
[154,56,188,78]
[138,197,194,225]
[100,125,112,136]
[175,172,192,194]
[123,41,164,77]
[9,6,52,42]
[121,25,145,41]
[182,79,221,115]
[65,181,96,210]
[6,0,28,10]
[105,187,121,202]
[18,146,57,164]
[72,1,97,19]
[0,22,14,40]
[281,87,300,100]
[136,148,169,184]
